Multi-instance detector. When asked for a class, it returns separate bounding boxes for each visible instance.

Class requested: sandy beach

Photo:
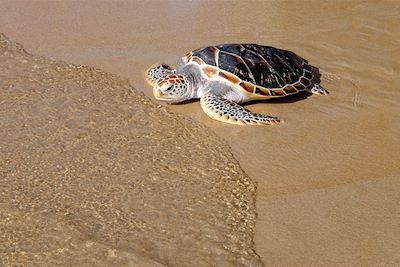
[1,0,400,266]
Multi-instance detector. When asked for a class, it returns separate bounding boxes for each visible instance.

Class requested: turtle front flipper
[146,64,176,86]
[200,94,280,126]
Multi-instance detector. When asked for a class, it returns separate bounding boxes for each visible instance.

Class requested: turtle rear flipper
[308,84,329,95]
[200,94,280,126]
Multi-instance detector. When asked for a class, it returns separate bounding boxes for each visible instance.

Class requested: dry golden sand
[1,0,400,266]
[0,34,261,266]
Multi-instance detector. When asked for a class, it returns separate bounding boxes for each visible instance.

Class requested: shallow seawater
[1,0,400,265]
[0,35,261,266]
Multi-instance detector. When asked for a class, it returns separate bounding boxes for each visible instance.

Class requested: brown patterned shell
[183,43,316,98]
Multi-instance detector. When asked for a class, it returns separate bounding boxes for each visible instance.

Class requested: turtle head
[153,74,191,104]
[146,63,175,86]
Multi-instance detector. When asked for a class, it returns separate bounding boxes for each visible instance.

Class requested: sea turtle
[146,44,329,125]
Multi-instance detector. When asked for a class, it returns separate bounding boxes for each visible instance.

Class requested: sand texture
[1,0,400,266]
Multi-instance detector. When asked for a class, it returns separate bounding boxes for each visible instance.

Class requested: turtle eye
[163,84,174,93]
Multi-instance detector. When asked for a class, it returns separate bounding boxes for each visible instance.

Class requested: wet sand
[2,0,400,266]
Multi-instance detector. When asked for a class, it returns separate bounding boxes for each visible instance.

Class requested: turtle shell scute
[187,43,316,96]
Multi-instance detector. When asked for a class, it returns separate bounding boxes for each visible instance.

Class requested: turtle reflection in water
[146,44,329,126]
